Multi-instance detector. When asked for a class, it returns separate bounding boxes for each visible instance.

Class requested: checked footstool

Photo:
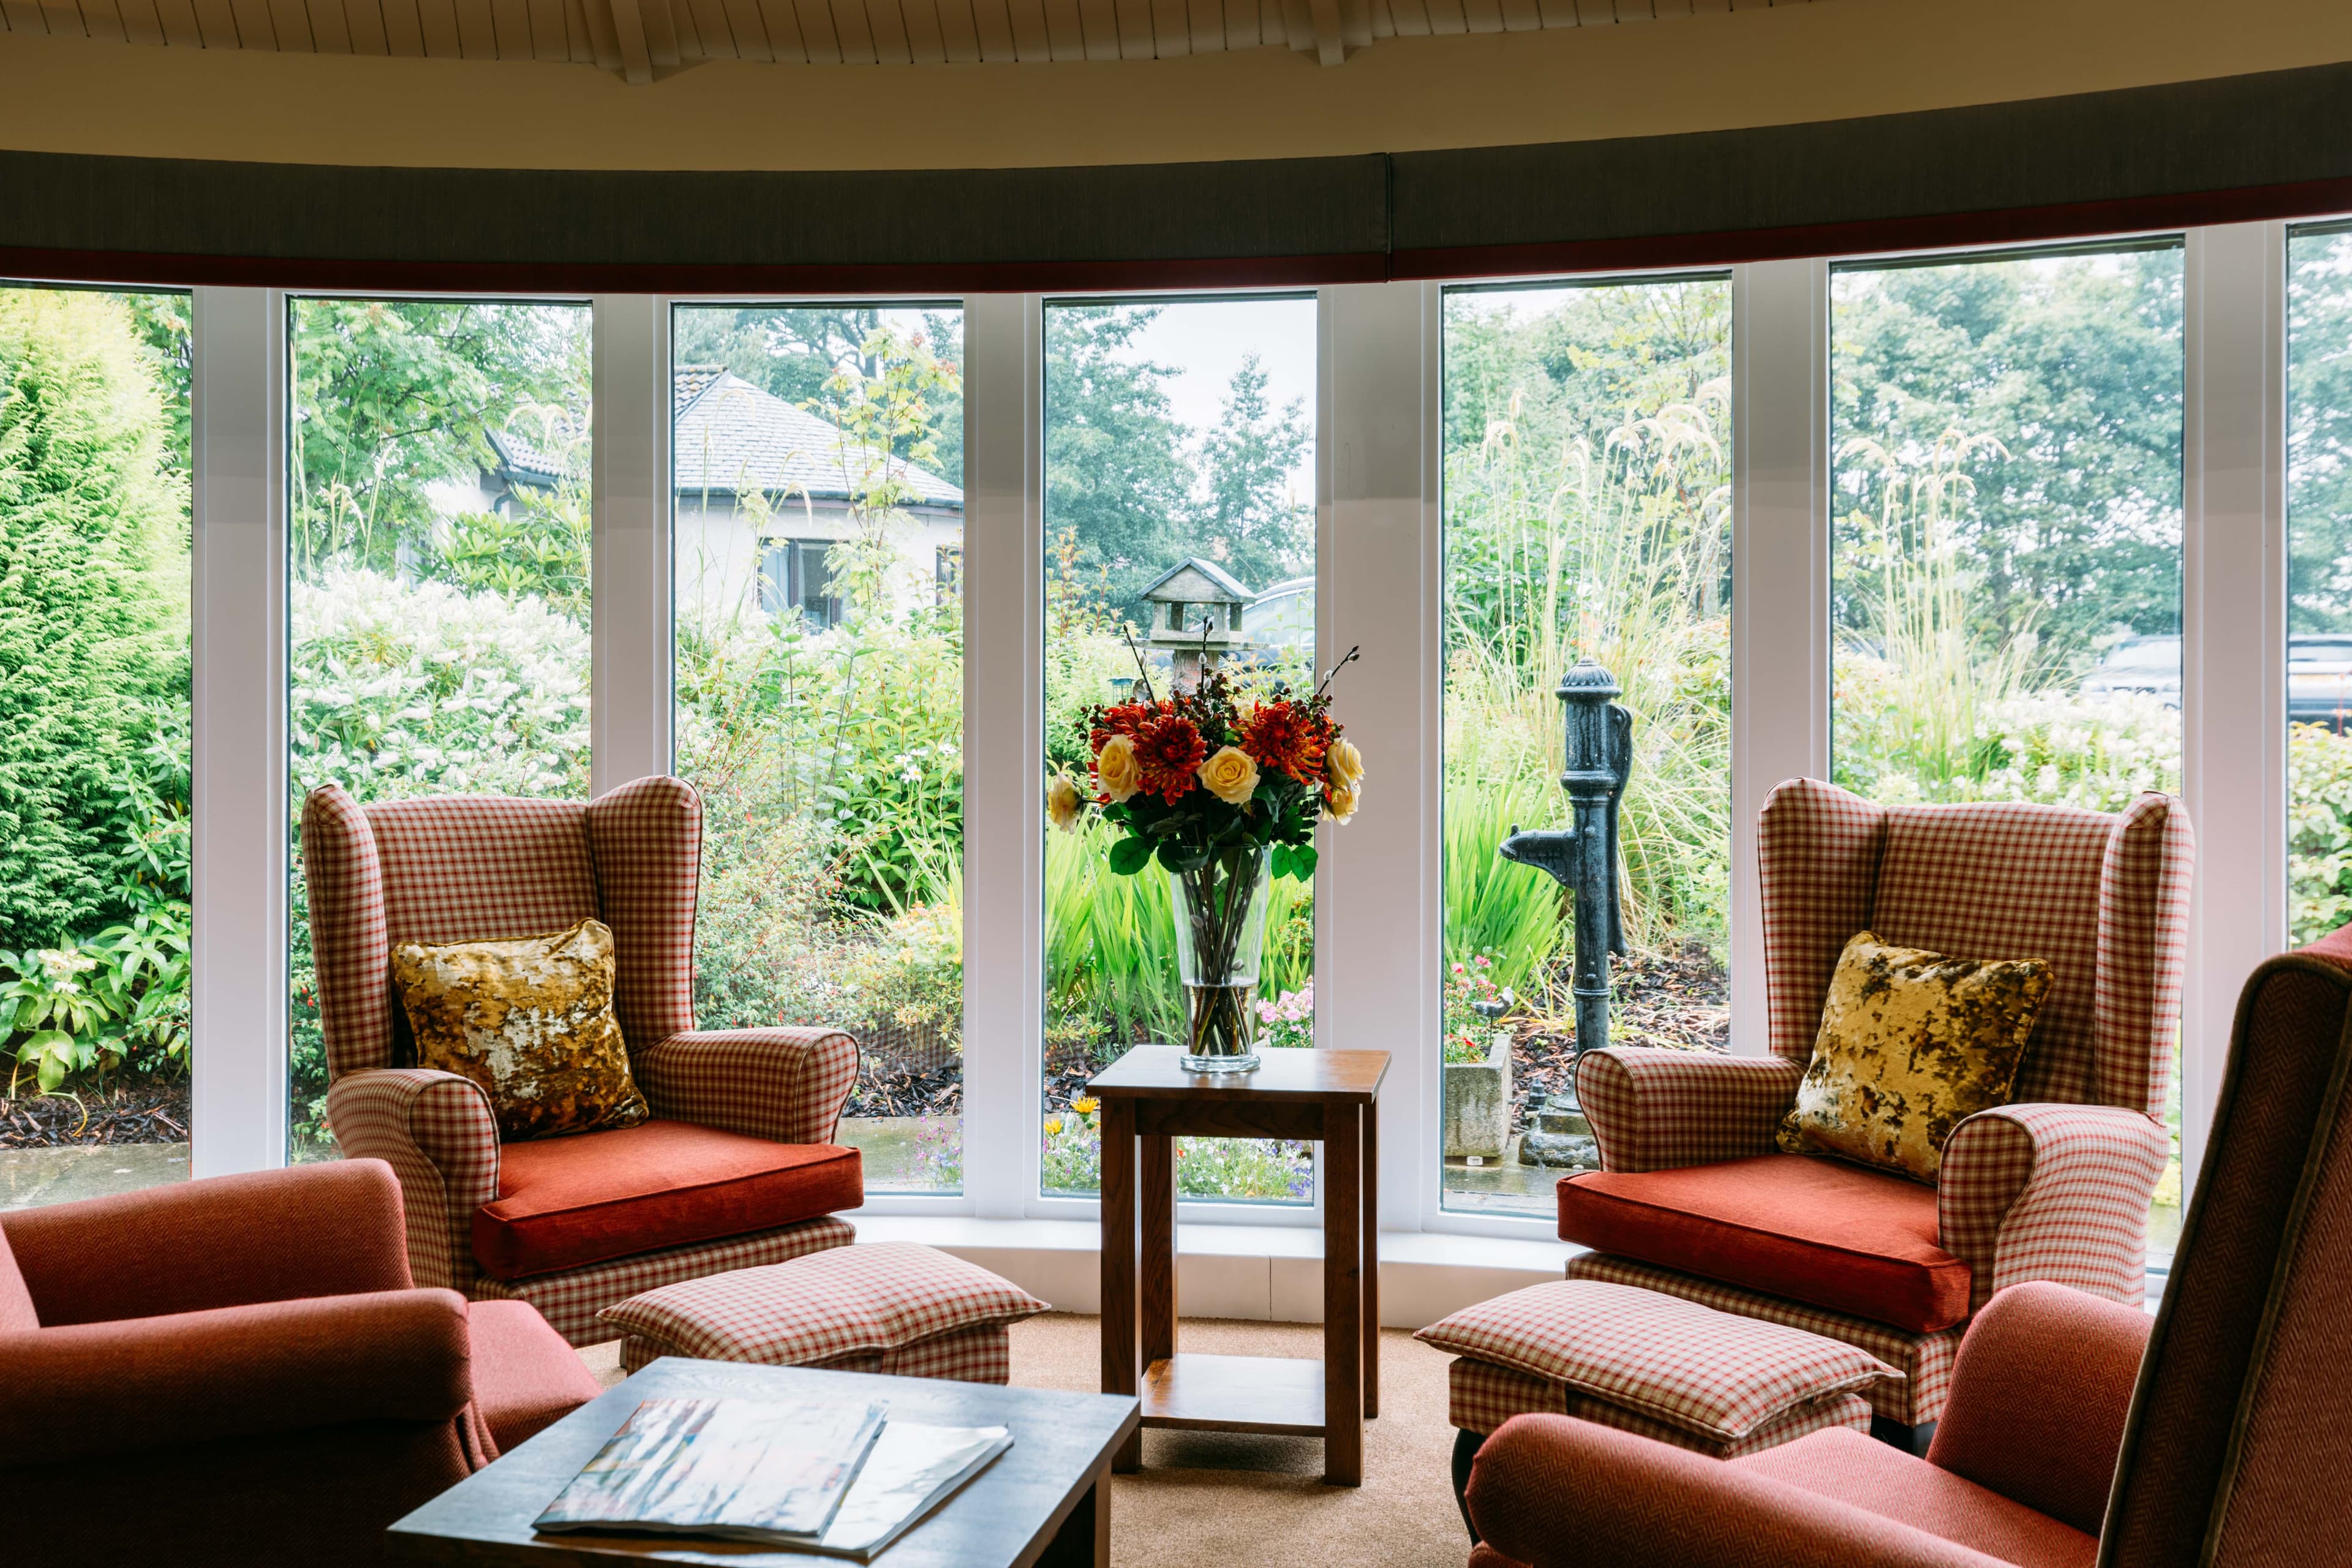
[1418,1280,1902,1515]
[598,1241,1049,1384]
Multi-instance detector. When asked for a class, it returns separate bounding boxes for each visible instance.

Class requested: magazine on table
[813,1419,1016,1561]
[533,1395,1015,1557]
[535,1397,886,1544]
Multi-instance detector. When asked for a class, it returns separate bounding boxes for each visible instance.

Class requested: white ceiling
[0,0,1797,83]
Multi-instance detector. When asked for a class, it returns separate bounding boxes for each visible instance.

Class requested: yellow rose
[1325,782,1360,824]
[1326,735,1365,791]
[1197,745,1260,806]
[1095,733,1142,802]
[1046,772,1083,832]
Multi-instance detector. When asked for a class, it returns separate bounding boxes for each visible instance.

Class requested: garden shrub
[0,288,188,951]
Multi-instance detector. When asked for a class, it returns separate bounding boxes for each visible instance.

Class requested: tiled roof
[489,368,961,509]
[672,368,962,508]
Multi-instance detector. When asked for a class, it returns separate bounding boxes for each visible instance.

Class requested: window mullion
[590,294,674,794]
[189,285,289,1177]
[963,291,1041,1219]
[1729,258,1833,1058]
[1321,279,1431,1234]
[2181,221,2290,1196]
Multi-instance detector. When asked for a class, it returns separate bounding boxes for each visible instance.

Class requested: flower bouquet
[1047,654,1362,1074]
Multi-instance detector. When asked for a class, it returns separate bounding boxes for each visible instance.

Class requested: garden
[5,243,2352,1253]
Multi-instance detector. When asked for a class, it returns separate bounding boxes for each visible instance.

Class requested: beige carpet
[579,1315,1473,1568]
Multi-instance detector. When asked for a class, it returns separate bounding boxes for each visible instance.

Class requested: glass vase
[1168,845,1272,1074]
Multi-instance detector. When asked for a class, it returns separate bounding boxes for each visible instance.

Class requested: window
[1040,295,1319,1203]
[0,285,193,1204]
[672,304,966,1194]
[760,539,845,627]
[1438,277,1734,1217]
[1830,244,2185,1250]
[286,298,594,1158]
[2289,223,2352,952]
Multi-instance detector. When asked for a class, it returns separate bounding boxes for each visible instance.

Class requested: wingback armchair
[304,775,864,1345]
[1469,917,2352,1568]
[0,1159,602,1567]
[1559,778,2193,1433]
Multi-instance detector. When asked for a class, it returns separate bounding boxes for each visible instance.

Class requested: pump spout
[1498,823,1582,889]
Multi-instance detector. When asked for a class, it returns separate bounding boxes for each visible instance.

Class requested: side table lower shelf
[1142,1352,1327,1436]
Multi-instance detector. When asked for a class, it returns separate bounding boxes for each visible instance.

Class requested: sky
[1116,293,1319,507]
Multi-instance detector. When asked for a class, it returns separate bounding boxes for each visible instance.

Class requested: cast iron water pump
[1498,660,1632,1061]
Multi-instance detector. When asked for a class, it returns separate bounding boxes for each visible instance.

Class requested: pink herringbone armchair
[303,775,864,1345]
[0,1159,603,1568]
[1557,778,2193,1434]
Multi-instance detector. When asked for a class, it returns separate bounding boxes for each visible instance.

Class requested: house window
[936,543,963,605]
[285,297,594,1159]
[1438,276,1735,1216]
[671,303,967,1196]
[1039,293,1319,1205]
[761,540,845,628]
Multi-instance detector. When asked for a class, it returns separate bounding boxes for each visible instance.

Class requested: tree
[0,288,189,949]
[1188,354,1312,591]
[290,299,586,580]
[1044,305,1196,625]
[2290,228,2352,631]
[1831,251,2185,674]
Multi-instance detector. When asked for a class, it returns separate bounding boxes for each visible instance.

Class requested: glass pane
[2289,225,2352,947]
[287,300,594,1159]
[672,305,965,1193]
[1830,246,2185,1254]
[1439,279,1734,1216]
[1041,296,1319,1203]
[0,285,193,1207]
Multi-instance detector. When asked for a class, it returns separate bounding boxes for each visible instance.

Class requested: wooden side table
[1087,1045,1389,1487]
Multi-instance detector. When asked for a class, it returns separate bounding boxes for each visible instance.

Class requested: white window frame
[148,219,2302,1278]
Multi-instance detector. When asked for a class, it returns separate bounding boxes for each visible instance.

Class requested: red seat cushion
[473,1121,863,1282]
[1557,1153,1970,1333]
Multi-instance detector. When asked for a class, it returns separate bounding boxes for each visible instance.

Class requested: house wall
[673,496,962,630]
[0,0,2347,174]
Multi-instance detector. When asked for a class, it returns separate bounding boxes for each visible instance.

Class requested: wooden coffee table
[1087,1045,1389,1487]
[386,1357,1140,1566]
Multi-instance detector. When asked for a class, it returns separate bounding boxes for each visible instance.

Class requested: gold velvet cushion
[391,917,649,1142]
[1776,932,2053,1183]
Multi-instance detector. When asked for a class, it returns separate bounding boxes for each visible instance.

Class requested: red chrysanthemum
[1088,700,1157,754]
[1237,700,1330,788]
[1131,712,1208,804]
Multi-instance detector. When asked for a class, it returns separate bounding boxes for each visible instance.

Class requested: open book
[534,1395,1014,1558]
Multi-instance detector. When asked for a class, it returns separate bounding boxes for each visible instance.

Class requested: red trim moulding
[0,248,1391,296]
[1389,175,2352,282]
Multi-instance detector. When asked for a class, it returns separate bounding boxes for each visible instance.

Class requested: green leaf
[1284,845,1319,881]
[1107,835,1155,876]
[1156,840,1211,873]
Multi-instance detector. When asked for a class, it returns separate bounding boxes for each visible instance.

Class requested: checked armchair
[304,775,864,1346]
[1559,778,2193,1433]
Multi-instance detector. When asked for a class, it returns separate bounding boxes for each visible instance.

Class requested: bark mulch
[1,1076,192,1148]
[846,1063,963,1120]
[1507,943,1730,1126]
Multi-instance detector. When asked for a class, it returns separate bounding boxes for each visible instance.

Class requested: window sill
[851,1213,1571,1330]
